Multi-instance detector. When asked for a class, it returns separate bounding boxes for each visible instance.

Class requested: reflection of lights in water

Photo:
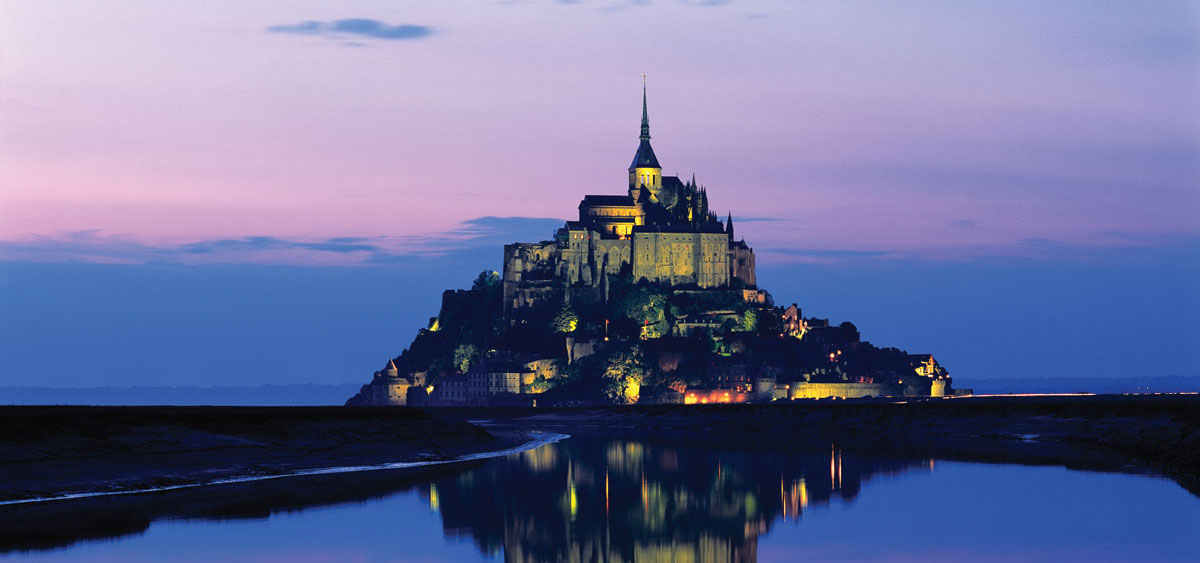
[829,444,843,490]
[569,485,578,519]
[410,438,943,562]
[800,478,808,509]
[838,449,842,489]
[835,441,844,489]
[605,470,610,516]
[641,471,649,512]
[780,477,810,521]
[429,483,439,512]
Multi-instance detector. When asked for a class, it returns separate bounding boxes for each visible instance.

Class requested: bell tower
[628,75,662,202]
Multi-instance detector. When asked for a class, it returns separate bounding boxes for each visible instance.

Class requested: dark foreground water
[3,435,1197,562]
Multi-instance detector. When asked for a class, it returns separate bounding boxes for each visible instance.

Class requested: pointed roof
[635,187,652,204]
[629,77,661,171]
[629,139,661,171]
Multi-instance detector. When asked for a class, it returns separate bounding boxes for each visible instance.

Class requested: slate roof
[628,139,661,170]
[580,195,636,207]
[633,224,728,235]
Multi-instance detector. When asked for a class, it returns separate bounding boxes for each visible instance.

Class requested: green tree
[453,343,480,373]
[739,308,758,332]
[551,305,579,334]
[600,346,649,404]
[471,270,500,290]
[619,285,670,339]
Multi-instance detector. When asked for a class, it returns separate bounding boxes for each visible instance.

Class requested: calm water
[3,435,1197,562]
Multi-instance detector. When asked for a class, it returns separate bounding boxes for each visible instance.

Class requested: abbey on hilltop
[347,83,961,408]
[502,83,756,319]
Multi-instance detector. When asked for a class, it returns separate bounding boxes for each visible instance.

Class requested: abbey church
[503,85,757,316]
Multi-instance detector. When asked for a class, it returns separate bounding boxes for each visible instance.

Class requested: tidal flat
[0,396,1196,558]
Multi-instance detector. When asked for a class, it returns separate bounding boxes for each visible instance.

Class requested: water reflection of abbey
[418,438,930,562]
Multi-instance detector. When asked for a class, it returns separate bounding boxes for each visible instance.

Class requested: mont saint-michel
[348,87,961,408]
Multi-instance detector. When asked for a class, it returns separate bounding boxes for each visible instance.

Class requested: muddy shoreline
[0,406,525,503]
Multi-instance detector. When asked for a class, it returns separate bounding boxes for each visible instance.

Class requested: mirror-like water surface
[3,436,1197,562]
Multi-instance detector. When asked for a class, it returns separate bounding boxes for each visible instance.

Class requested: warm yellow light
[426,385,434,393]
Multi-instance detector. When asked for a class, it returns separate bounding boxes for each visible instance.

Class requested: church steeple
[629,75,662,199]
[727,212,734,240]
[640,74,651,140]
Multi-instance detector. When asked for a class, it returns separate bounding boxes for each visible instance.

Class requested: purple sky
[0,2,1197,389]
[3,1,1196,264]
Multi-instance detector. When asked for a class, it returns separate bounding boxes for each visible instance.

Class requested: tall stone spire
[640,74,650,140]
[727,212,735,239]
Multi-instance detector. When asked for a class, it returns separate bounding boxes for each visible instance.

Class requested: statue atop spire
[640,74,650,140]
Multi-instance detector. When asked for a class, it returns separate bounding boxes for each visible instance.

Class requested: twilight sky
[1,1,1198,390]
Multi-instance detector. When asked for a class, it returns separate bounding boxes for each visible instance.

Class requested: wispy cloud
[0,217,566,267]
[266,19,433,42]
[177,236,381,255]
[731,215,787,223]
[747,246,907,266]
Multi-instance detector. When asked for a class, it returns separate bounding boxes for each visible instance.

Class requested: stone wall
[502,241,561,315]
[631,231,730,288]
[787,382,905,399]
[731,242,756,287]
[787,378,944,399]
[345,379,412,406]
[593,238,632,275]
